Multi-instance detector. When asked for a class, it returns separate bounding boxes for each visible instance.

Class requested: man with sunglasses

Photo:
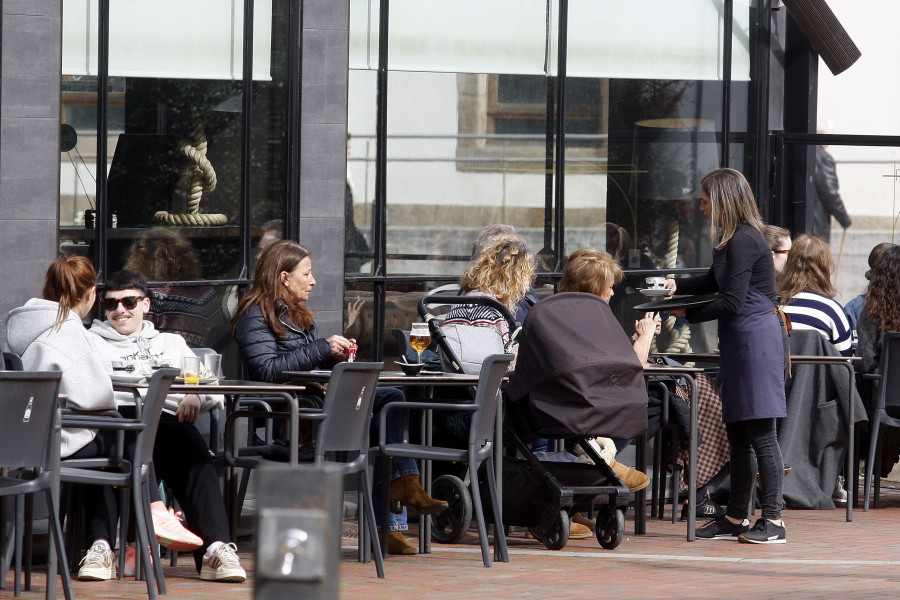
[88,270,246,583]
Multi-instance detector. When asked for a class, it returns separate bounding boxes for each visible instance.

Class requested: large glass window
[58,0,295,370]
[349,0,763,359]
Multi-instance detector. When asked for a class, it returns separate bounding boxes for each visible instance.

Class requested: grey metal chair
[60,368,179,600]
[376,353,513,567]
[224,362,386,577]
[864,332,900,510]
[0,371,72,600]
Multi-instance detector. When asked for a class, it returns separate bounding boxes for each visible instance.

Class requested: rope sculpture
[662,219,694,358]
[153,124,227,226]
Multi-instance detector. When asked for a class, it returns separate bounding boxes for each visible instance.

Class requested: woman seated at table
[5,256,199,581]
[776,234,852,357]
[558,248,732,519]
[857,245,900,474]
[231,240,447,555]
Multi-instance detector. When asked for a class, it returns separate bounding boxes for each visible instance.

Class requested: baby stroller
[504,292,648,549]
[418,292,645,550]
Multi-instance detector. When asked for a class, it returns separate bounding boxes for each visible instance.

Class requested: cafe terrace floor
[8,482,900,600]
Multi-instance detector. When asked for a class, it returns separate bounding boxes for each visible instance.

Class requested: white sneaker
[200,542,246,583]
[78,540,116,581]
[833,475,848,504]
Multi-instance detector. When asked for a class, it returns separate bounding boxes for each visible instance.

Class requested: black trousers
[152,412,231,571]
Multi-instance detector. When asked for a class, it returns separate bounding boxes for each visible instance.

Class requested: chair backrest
[469,354,514,447]
[315,362,383,459]
[2,351,24,371]
[418,295,518,375]
[0,371,62,470]
[132,368,180,467]
[876,332,900,411]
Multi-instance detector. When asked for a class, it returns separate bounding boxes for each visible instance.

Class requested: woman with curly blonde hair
[445,234,535,371]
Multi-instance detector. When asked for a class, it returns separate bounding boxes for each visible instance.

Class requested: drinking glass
[181,356,201,384]
[202,353,223,379]
[409,323,431,364]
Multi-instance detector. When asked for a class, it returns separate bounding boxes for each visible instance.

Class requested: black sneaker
[695,516,750,540]
[738,518,786,544]
[681,491,726,521]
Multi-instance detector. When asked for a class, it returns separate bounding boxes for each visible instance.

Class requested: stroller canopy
[507,292,648,438]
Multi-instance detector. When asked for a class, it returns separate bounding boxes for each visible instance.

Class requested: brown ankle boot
[389,474,449,515]
[378,531,417,555]
[609,459,650,493]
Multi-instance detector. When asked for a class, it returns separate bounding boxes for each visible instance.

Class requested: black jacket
[234,303,334,383]
[812,146,852,243]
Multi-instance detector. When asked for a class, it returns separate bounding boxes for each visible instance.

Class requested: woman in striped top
[776,234,852,356]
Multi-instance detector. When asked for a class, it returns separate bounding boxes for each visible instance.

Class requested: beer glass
[409,322,431,364]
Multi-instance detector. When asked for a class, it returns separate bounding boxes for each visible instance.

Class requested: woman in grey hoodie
[5,256,161,581]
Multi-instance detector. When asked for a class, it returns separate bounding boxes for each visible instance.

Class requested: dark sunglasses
[101,296,144,311]
[772,249,790,255]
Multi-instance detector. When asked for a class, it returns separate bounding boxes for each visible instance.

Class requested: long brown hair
[232,240,315,336]
[865,245,900,332]
[776,234,835,304]
[42,256,97,330]
[558,248,623,297]
[459,235,535,311]
[702,168,765,250]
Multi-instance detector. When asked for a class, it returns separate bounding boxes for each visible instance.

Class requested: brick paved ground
[7,484,900,599]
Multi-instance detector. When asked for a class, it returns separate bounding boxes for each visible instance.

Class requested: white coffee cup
[646,277,666,289]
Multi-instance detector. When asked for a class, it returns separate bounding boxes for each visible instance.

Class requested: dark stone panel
[0,118,61,179]
[301,29,327,86]
[1,76,58,118]
[298,178,343,218]
[303,0,349,32]
[301,83,327,123]
[1,14,58,79]
[300,122,346,182]
[3,0,61,17]
[0,175,59,219]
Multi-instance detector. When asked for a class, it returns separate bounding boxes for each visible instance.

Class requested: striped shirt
[780,290,853,356]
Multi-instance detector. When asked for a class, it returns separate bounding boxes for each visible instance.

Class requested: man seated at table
[88,269,246,583]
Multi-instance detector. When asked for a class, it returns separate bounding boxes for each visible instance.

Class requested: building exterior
[0,1,884,368]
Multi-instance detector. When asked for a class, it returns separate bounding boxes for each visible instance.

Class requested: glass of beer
[182,356,201,384]
[409,322,431,364]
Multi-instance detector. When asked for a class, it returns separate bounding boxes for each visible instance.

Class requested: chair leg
[131,483,159,600]
[380,458,391,558]
[669,435,681,524]
[118,488,129,580]
[142,482,167,596]
[46,487,74,600]
[483,455,508,563]
[14,495,23,597]
[864,414,882,511]
[23,495,33,591]
[358,470,385,578]
[466,460,492,568]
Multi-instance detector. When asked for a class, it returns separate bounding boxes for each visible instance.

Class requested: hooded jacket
[88,319,222,414]
[5,298,117,457]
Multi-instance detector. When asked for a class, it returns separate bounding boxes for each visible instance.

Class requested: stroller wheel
[596,508,625,550]
[430,475,472,544]
[528,509,570,550]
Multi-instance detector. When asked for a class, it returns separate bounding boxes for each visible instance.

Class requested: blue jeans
[371,387,418,531]
[725,418,784,521]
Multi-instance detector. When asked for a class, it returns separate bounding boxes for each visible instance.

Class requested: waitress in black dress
[665,168,787,544]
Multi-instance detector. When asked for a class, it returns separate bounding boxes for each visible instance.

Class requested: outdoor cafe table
[112,378,308,539]
[655,353,861,524]
[641,364,704,541]
[284,370,483,554]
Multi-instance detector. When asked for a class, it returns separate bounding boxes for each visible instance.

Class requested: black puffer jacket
[234,303,335,383]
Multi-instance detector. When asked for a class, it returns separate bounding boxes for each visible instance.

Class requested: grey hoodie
[88,319,222,414]
[6,298,117,457]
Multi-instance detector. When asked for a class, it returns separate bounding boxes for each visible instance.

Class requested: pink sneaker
[123,544,152,577]
[151,508,203,551]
